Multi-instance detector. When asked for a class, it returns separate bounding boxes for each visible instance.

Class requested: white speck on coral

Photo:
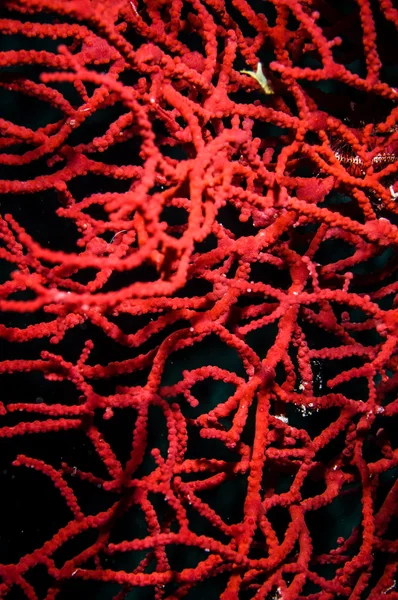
[389,185,398,200]
[275,414,288,424]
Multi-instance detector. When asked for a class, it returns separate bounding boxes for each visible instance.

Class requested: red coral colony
[0,0,397,598]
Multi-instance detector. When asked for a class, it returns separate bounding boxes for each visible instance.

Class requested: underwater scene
[0,1,397,598]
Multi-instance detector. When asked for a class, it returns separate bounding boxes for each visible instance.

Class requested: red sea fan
[0,0,397,599]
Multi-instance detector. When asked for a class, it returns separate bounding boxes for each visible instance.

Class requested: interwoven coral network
[0,0,397,598]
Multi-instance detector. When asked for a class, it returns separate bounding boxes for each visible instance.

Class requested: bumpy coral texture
[0,0,397,598]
